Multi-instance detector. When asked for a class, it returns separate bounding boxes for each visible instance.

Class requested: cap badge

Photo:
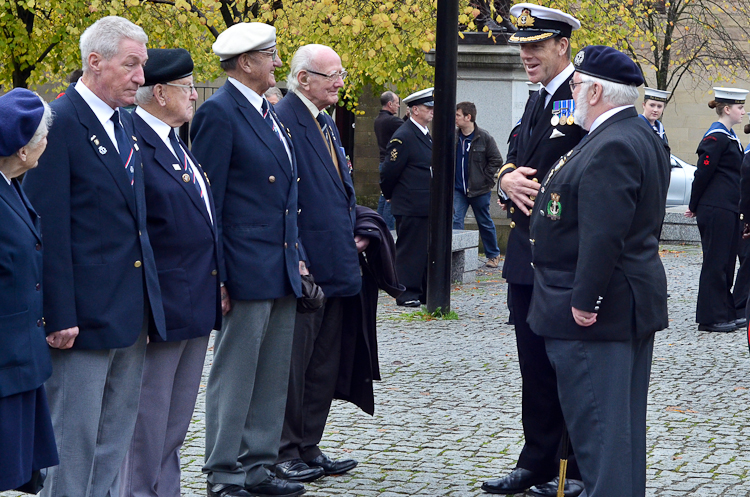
[517,8,535,27]
[574,51,585,66]
[547,192,562,220]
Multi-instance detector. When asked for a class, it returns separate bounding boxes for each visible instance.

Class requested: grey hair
[80,16,148,72]
[27,97,54,149]
[264,86,283,100]
[134,85,155,106]
[578,73,640,107]
[286,44,328,93]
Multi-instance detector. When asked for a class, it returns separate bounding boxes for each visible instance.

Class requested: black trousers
[510,283,580,480]
[696,205,739,324]
[734,228,750,314]
[394,215,429,304]
[278,298,344,463]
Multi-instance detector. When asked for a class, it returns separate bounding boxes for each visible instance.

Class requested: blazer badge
[547,192,561,220]
[390,148,398,161]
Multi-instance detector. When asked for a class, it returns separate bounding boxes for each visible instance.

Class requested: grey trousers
[545,334,655,497]
[203,295,296,487]
[42,326,148,497]
[120,335,210,497]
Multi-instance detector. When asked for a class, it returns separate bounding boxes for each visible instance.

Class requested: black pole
[426,0,458,313]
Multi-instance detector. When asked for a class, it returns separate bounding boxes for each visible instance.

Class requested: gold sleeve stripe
[498,163,517,175]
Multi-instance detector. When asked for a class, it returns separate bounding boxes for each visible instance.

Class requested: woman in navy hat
[686,87,748,333]
[0,87,58,492]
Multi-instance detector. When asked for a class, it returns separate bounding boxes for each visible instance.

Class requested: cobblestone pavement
[4,244,750,497]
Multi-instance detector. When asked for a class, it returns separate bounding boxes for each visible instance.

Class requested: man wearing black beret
[119,48,221,497]
[528,45,670,497]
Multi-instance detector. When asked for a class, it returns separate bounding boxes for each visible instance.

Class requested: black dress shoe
[276,459,325,483]
[735,317,748,329]
[528,477,585,497]
[398,299,421,308]
[698,321,739,332]
[208,483,251,497]
[306,453,358,475]
[481,468,549,494]
[245,475,304,496]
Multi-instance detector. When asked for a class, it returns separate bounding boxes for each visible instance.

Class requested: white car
[667,154,697,207]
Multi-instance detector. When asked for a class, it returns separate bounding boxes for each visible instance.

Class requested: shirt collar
[74,78,120,126]
[541,63,575,100]
[293,90,322,118]
[228,77,264,114]
[134,106,173,142]
[0,171,10,185]
[588,105,633,134]
[410,117,429,135]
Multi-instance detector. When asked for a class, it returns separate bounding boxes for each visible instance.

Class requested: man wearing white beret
[190,22,306,497]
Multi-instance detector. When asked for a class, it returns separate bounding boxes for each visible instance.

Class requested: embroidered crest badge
[517,8,535,27]
[390,148,398,161]
[547,193,562,220]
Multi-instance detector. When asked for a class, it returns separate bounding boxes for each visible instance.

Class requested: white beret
[213,22,276,61]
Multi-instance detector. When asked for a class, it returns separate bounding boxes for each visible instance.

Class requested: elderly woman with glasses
[0,88,58,493]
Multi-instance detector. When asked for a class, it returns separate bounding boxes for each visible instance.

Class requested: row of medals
[551,111,575,127]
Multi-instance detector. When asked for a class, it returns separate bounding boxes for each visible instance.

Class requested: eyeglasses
[306,69,348,82]
[256,48,278,61]
[569,80,586,90]
[165,82,197,93]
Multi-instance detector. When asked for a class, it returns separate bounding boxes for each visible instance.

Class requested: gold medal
[567,115,575,125]
[550,114,560,127]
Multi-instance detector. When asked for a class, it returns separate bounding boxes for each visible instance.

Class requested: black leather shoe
[398,300,421,307]
[481,468,549,494]
[698,321,739,332]
[528,477,585,497]
[306,453,358,475]
[735,317,748,329]
[245,475,304,496]
[275,459,324,483]
[208,483,251,497]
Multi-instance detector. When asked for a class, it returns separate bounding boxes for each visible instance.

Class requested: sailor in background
[640,87,670,146]
[686,87,748,333]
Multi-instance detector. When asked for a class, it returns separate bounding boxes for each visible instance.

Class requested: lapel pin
[132,136,137,141]
[182,173,191,183]
[172,164,182,171]
[90,135,97,142]
[98,146,107,154]
[134,144,139,151]
[94,139,100,145]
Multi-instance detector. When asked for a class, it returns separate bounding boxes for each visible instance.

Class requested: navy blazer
[22,85,166,349]
[134,112,221,341]
[275,92,361,298]
[380,120,433,217]
[0,179,51,397]
[190,81,302,300]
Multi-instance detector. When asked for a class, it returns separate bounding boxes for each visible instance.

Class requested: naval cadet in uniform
[483,4,586,496]
[529,45,670,497]
[380,88,434,307]
[640,87,670,146]
[120,48,221,497]
[686,87,747,333]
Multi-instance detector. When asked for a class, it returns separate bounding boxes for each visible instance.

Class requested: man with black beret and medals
[380,87,434,307]
[120,48,221,497]
[641,87,671,146]
[529,45,669,497]
[483,4,586,495]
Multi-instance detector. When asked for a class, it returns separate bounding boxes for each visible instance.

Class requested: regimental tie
[261,98,285,145]
[315,113,343,181]
[169,129,202,198]
[111,109,134,186]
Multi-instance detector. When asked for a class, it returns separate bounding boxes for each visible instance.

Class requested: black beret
[144,48,194,86]
[573,46,644,86]
[0,88,45,157]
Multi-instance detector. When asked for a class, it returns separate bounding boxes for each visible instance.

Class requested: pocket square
[549,129,566,139]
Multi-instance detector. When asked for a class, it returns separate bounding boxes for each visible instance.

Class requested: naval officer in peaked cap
[483,4,586,496]
[380,87,434,307]
[529,45,670,497]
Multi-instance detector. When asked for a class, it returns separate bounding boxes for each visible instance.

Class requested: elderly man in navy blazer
[274,43,363,483]
[190,22,306,497]
[118,48,221,497]
[22,16,167,497]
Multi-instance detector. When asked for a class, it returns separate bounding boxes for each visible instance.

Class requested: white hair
[80,16,148,72]
[578,73,640,107]
[27,97,54,149]
[134,85,155,106]
[286,44,328,93]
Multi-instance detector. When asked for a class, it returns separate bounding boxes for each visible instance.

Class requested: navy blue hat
[0,88,45,157]
[144,48,194,86]
[573,46,644,86]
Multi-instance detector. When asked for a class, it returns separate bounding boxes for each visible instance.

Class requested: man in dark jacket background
[374,91,402,231]
[453,101,503,268]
